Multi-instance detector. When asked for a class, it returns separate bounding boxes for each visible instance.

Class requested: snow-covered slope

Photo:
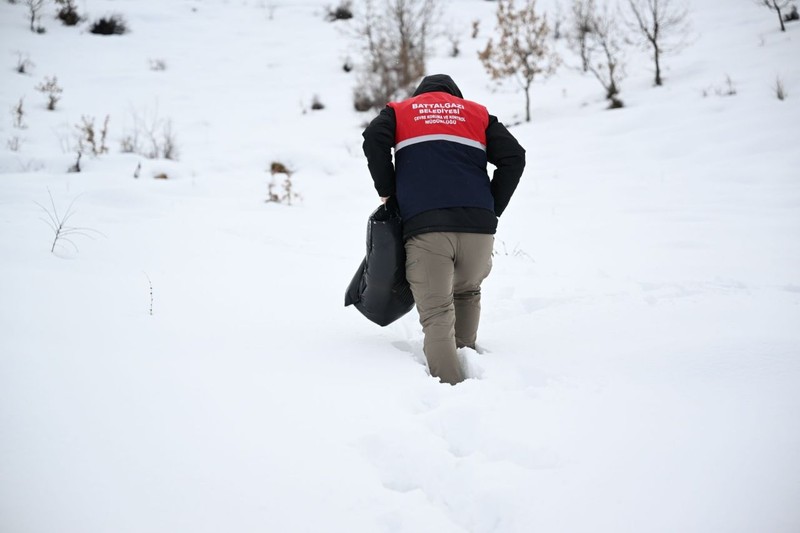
[1,1,798,532]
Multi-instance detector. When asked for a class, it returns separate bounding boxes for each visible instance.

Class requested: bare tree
[585,1,628,108]
[758,0,793,31]
[567,0,596,72]
[352,0,440,111]
[625,0,690,86]
[24,0,46,32]
[478,0,560,122]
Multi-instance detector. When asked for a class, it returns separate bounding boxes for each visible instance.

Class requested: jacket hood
[412,74,463,98]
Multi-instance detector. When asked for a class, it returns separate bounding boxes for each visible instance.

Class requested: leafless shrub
[7,136,23,152]
[15,52,34,74]
[11,97,26,129]
[35,189,100,255]
[68,151,81,173]
[121,108,179,160]
[36,75,62,110]
[352,90,374,112]
[90,14,128,35]
[311,95,325,110]
[75,115,110,156]
[775,76,787,100]
[446,31,461,57]
[720,74,737,96]
[479,0,560,122]
[55,0,80,25]
[702,74,737,98]
[493,239,535,262]
[326,0,354,20]
[17,158,45,172]
[120,131,138,154]
[267,162,301,205]
[160,121,178,160]
[148,58,167,71]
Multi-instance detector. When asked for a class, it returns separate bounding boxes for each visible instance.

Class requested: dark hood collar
[412,74,463,99]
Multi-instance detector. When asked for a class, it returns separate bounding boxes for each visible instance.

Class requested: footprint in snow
[391,339,427,367]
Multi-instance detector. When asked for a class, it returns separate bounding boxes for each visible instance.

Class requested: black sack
[344,202,415,326]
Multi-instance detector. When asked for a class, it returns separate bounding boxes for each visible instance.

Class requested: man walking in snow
[362,74,526,385]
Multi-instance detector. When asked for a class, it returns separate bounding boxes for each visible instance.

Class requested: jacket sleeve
[486,115,526,217]
[362,107,397,197]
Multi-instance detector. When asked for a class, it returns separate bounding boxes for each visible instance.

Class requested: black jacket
[362,74,526,240]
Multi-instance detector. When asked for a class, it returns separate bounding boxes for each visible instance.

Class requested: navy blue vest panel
[394,141,494,220]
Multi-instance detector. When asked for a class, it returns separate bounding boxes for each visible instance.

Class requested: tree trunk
[654,46,662,86]
[524,84,531,122]
[580,39,589,72]
[777,6,786,31]
[607,81,618,100]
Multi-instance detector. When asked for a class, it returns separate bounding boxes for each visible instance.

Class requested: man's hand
[380,196,390,204]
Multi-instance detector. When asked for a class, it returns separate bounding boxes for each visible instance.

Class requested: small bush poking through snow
[352,88,374,112]
[75,115,110,157]
[267,162,301,205]
[148,58,167,71]
[15,52,34,74]
[36,75,62,110]
[7,136,23,152]
[447,31,460,57]
[326,1,353,21]
[55,0,80,26]
[90,14,128,35]
[120,110,180,160]
[270,161,292,176]
[701,75,738,98]
[11,97,26,129]
[775,76,787,101]
[68,151,81,173]
[35,190,100,255]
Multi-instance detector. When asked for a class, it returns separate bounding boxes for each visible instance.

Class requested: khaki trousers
[405,232,494,385]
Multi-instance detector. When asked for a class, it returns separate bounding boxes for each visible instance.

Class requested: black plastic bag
[344,202,415,326]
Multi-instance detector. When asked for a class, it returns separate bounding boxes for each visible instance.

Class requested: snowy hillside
[1,0,799,532]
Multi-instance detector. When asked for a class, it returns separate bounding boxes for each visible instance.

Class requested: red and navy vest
[388,92,494,220]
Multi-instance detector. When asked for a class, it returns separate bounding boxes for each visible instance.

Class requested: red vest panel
[388,92,489,153]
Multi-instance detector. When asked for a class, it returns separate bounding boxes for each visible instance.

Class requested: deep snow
[1,1,799,532]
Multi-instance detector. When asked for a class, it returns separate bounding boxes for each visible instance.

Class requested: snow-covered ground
[1,1,799,532]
